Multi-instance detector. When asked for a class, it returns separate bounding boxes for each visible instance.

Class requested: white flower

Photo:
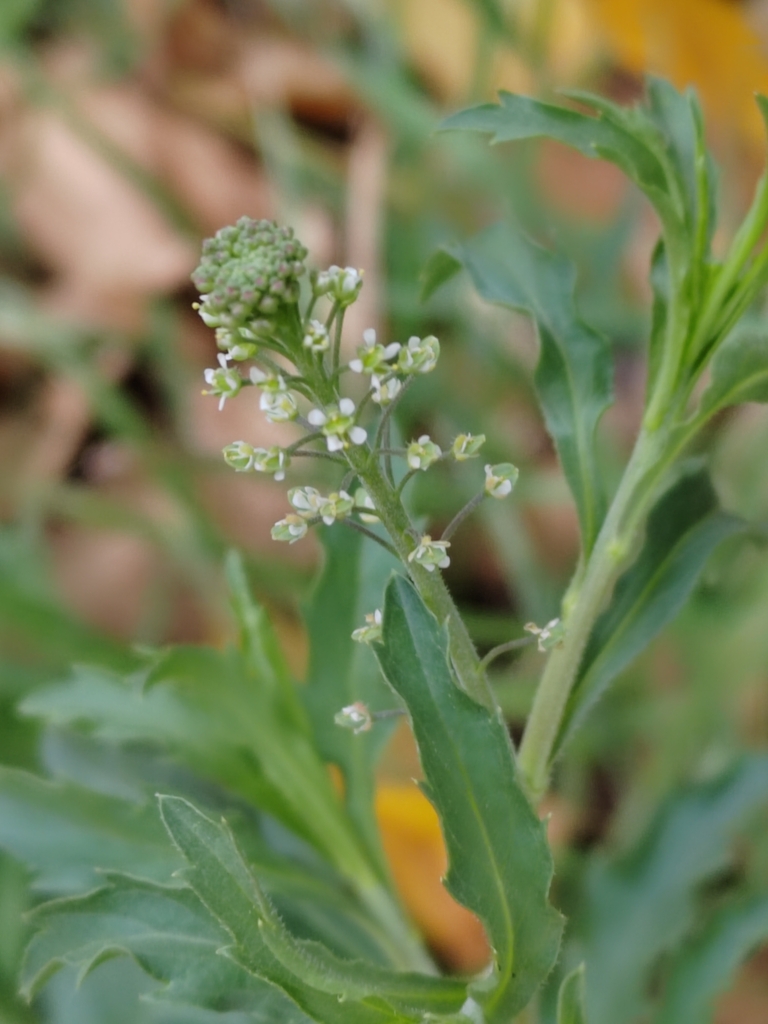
[351,610,383,645]
[524,618,565,653]
[288,486,325,518]
[307,398,367,452]
[484,462,519,499]
[203,355,242,410]
[406,435,442,471]
[397,335,440,375]
[271,514,309,544]
[249,367,286,392]
[303,319,330,353]
[313,265,363,307]
[316,491,354,526]
[251,446,290,481]
[408,534,450,572]
[371,375,402,406]
[334,701,373,733]
[260,390,298,423]
[452,433,485,461]
[354,488,379,523]
[349,328,401,375]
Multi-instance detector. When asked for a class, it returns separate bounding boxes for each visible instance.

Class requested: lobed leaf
[557,465,744,754]
[655,896,768,1024]
[375,576,563,1022]
[439,221,613,554]
[20,876,297,1017]
[0,767,179,893]
[158,795,430,1024]
[581,756,768,1024]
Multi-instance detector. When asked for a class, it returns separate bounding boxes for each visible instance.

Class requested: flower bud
[484,462,519,499]
[452,433,485,461]
[406,435,442,471]
[351,610,383,645]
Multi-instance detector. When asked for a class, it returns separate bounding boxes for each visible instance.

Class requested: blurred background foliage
[0,0,768,1021]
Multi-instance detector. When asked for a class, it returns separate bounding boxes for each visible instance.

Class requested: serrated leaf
[557,465,744,754]
[302,527,400,877]
[581,756,768,1024]
[158,796,419,1024]
[21,876,296,1017]
[655,896,768,1024]
[439,90,682,240]
[696,323,768,420]
[446,221,612,554]
[375,576,563,1022]
[0,768,179,893]
[556,965,587,1024]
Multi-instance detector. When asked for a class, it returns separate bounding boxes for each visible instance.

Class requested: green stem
[517,426,667,801]
[345,446,496,710]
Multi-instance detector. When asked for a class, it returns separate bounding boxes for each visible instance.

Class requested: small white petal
[327,436,344,452]
[363,328,376,346]
[383,343,401,359]
[308,409,326,426]
[349,426,367,445]
[349,359,363,373]
[339,397,356,415]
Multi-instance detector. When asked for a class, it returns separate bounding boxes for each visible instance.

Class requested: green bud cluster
[192,218,308,331]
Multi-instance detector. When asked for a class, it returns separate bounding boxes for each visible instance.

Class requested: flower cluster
[193,218,523,659]
[192,218,307,332]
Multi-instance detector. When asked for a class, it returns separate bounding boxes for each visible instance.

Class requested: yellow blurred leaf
[584,0,768,145]
[375,782,490,972]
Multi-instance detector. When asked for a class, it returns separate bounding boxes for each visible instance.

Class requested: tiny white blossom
[203,354,242,410]
[452,433,486,461]
[408,534,451,572]
[251,446,290,481]
[334,701,373,733]
[398,335,440,375]
[271,514,309,544]
[316,491,354,526]
[484,462,519,499]
[288,486,325,518]
[260,390,298,423]
[371,375,402,406]
[313,265,363,307]
[349,328,401,375]
[303,319,330,353]
[351,610,383,645]
[307,398,367,451]
[249,367,286,392]
[406,435,442,471]
[524,618,565,653]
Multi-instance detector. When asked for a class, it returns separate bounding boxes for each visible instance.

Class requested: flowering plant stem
[344,445,497,710]
[518,418,674,801]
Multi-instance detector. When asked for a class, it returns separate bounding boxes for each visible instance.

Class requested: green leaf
[375,576,563,1023]
[445,221,613,554]
[21,876,303,1018]
[696,323,768,420]
[419,248,463,302]
[20,648,377,890]
[656,896,768,1024]
[0,768,179,893]
[558,465,744,753]
[439,90,681,239]
[557,965,587,1024]
[302,527,400,876]
[158,795,420,1024]
[581,756,768,1024]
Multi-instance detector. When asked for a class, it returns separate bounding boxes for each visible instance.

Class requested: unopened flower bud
[406,435,442,471]
[408,535,451,572]
[484,462,519,499]
[452,433,485,461]
[398,335,440,375]
[271,514,309,544]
